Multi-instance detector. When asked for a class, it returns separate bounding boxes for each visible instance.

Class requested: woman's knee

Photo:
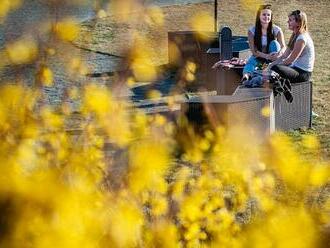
[269,40,281,53]
[243,56,258,74]
[271,64,281,73]
[271,64,287,78]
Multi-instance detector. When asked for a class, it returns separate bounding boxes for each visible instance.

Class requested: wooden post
[214,0,218,32]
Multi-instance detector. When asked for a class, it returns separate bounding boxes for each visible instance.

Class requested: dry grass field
[75,0,330,159]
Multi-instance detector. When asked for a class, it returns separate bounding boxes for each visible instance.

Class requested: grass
[75,0,330,159]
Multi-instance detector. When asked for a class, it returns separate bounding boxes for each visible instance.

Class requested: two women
[213,5,314,85]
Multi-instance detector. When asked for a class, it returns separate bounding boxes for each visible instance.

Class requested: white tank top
[291,33,315,72]
[249,25,281,48]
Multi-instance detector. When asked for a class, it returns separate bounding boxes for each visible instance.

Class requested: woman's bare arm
[282,39,305,65]
[268,47,291,68]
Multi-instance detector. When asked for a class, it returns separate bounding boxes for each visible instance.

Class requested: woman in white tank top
[269,10,315,83]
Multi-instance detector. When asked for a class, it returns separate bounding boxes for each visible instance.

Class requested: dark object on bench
[219,27,233,60]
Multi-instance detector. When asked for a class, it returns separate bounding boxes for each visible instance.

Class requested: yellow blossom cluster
[2,81,328,247]
[0,0,21,21]
[0,0,329,247]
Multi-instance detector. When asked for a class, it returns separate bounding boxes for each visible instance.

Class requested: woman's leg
[272,64,300,82]
[243,55,258,75]
[272,65,311,83]
[268,40,281,53]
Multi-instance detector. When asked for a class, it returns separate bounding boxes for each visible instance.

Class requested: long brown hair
[254,4,275,52]
[288,10,309,49]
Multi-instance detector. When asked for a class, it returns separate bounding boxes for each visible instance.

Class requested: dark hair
[254,4,275,53]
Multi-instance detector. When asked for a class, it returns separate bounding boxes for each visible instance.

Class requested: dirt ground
[75,0,330,159]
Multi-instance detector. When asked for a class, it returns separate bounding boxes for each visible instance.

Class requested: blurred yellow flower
[146,6,164,26]
[68,86,79,100]
[108,200,144,247]
[126,77,136,87]
[185,71,195,82]
[269,133,311,190]
[131,59,158,82]
[186,61,197,74]
[128,138,170,194]
[55,19,79,41]
[147,89,162,99]
[240,204,319,247]
[309,163,330,186]
[261,105,271,117]
[40,66,53,86]
[148,221,179,248]
[240,0,264,14]
[301,134,320,150]
[151,196,168,216]
[109,0,143,22]
[0,0,21,20]
[190,12,213,41]
[5,38,38,65]
[154,114,166,126]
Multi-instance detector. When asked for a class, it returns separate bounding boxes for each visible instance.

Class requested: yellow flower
[190,12,213,41]
[199,138,211,151]
[268,132,311,190]
[179,192,206,223]
[109,0,143,22]
[184,222,200,241]
[261,106,271,117]
[154,114,166,126]
[41,107,63,129]
[108,200,144,247]
[186,61,197,74]
[146,6,164,26]
[6,38,38,65]
[309,163,330,186]
[126,77,136,87]
[301,134,320,150]
[55,19,79,41]
[151,196,168,216]
[185,72,195,82]
[0,0,21,20]
[128,138,170,194]
[148,221,179,248]
[240,0,264,14]
[40,67,53,86]
[147,89,162,99]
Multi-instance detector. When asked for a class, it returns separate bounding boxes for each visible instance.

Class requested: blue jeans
[243,40,281,75]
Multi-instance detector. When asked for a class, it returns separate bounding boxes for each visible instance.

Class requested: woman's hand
[266,62,275,71]
[268,52,280,61]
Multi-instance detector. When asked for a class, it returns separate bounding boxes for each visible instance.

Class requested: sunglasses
[292,10,301,18]
[259,4,272,10]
